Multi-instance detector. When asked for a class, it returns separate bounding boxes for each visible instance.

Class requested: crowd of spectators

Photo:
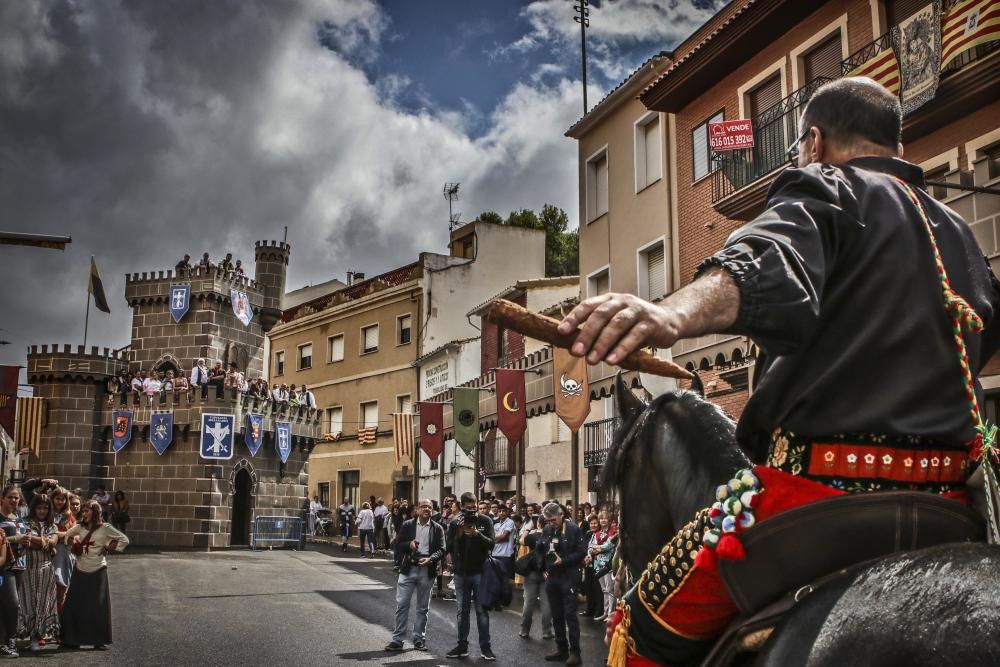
[174,252,245,278]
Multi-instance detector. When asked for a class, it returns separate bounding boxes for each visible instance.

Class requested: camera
[462,509,477,522]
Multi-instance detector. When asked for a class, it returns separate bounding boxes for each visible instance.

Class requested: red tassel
[694,546,717,571]
[715,533,746,561]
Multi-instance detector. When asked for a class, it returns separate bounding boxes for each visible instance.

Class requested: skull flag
[553,348,590,433]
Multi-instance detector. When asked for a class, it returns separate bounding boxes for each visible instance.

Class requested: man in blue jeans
[385,499,445,652]
[445,492,496,661]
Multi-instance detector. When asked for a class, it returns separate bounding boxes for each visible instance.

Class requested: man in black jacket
[385,499,445,652]
[445,492,496,661]
[537,502,587,665]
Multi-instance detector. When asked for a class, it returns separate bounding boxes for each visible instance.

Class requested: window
[398,314,412,345]
[327,406,343,435]
[317,481,330,508]
[748,74,782,120]
[298,343,312,370]
[692,110,725,181]
[988,144,1000,181]
[887,0,928,25]
[396,394,412,414]
[327,334,344,363]
[586,148,609,222]
[924,165,950,200]
[339,470,360,510]
[498,327,508,363]
[638,241,666,301]
[274,351,285,376]
[361,324,379,354]
[802,33,842,83]
[360,400,379,428]
[587,268,610,297]
[635,113,662,191]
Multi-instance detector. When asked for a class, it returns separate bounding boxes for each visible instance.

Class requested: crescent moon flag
[496,369,526,446]
[553,348,590,433]
[418,401,444,460]
[453,387,480,456]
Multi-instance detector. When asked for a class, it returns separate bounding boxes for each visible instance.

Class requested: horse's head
[601,372,747,579]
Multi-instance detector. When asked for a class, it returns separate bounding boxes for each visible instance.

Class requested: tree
[477,211,504,226]
[479,205,578,277]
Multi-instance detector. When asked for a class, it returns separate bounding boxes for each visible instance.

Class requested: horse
[601,373,1000,666]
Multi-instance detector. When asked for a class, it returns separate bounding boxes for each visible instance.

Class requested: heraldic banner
[898,1,941,115]
[245,413,264,456]
[112,410,133,452]
[418,401,444,460]
[150,412,174,456]
[231,290,254,327]
[200,413,234,460]
[169,284,191,323]
[275,421,292,464]
[553,348,590,433]
[496,369,527,446]
[453,387,480,456]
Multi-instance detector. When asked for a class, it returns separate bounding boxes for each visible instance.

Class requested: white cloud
[522,0,722,45]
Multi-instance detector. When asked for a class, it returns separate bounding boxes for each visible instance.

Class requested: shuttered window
[643,243,666,301]
[803,33,843,83]
[327,406,343,434]
[692,110,725,181]
[362,324,379,353]
[594,271,609,295]
[397,394,412,414]
[398,314,411,345]
[361,401,378,428]
[887,0,928,26]
[298,343,312,370]
[328,334,344,362]
[748,74,783,120]
[586,150,609,222]
[636,114,662,190]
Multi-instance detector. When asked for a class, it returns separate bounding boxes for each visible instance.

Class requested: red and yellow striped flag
[15,397,45,459]
[847,47,901,96]
[392,413,414,464]
[941,0,1000,69]
[357,425,377,445]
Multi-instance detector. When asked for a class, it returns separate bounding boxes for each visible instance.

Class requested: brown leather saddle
[700,491,985,666]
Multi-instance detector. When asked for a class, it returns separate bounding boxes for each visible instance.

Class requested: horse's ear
[615,371,645,421]
[688,371,705,398]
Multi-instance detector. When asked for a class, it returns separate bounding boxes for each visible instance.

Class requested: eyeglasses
[786,126,820,168]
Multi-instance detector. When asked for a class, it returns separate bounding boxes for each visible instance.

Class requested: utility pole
[574,0,590,116]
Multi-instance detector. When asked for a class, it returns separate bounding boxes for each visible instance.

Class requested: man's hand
[557,293,680,365]
[417,557,431,566]
[410,539,418,552]
[462,524,476,535]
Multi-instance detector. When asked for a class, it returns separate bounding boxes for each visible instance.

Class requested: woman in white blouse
[356,502,375,558]
[60,500,128,650]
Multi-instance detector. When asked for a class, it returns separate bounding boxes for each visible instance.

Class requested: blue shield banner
[275,421,292,464]
[245,413,264,457]
[150,412,174,456]
[230,289,253,327]
[200,413,234,460]
[112,410,133,452]
[169,284,191,323]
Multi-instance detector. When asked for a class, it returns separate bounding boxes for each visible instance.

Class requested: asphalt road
[17,543,610,666]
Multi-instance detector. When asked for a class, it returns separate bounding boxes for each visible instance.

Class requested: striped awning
[15,397,45,459]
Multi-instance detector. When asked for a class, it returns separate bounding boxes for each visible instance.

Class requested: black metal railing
[942,39,1000,75]
[484,432,514,476]
[583,417,620,468]
[711,77,832,202]
[841,29,898,76]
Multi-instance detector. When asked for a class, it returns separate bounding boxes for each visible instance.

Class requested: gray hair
[542,502,563,519]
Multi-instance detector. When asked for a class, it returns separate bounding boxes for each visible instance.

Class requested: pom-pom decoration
[698,468,764,564]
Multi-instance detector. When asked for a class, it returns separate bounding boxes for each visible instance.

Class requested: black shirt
[700,158,1000,461]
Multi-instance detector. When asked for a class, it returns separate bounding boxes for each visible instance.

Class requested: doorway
[231,468,253,546]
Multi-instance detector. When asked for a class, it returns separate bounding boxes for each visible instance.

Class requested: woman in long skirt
[18,494,59,651]
[50,487,77,611]
[60,500,128,650]
[0,485,27,657]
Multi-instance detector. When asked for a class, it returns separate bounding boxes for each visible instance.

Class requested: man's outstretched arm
[557,266,740,365]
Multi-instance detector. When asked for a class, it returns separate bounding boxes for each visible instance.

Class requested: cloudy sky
[0,0,723,372]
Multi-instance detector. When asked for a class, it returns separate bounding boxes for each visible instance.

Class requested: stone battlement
[254,239,291,254]
[26,346,130,381]
[125,266,259,292]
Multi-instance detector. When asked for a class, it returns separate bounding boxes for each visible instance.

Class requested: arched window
[685,361,696,372]
[714,353,727,369]
[732,348,744,364]
[699,357,711,371]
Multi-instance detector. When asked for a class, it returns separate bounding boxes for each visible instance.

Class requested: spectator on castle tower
[175,254,192,275]
[130,372,143,402]
[220,253,234,273]
[172,370,188,398]
[298,385,316,409]
[224,362,244,396]
[142,372,162,404]
[208,362,226,399]
[198,252,212,271]
[190,359,209,399]
[288,385,301,407]
[272,383,290,404]
[233,259,245,276]
[105,375,120,408]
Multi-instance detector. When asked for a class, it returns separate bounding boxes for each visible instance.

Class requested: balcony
[484,432,515,477]
[711,77,832,219]
[583,417,620,468]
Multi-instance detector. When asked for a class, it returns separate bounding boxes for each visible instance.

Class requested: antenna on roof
[443,182,462,231]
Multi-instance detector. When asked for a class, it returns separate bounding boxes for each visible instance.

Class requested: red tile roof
[280,262,421,323]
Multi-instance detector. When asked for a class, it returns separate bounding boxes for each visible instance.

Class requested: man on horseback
[559,77,1000,665]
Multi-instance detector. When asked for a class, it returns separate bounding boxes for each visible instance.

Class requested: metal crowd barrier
[251,515,305,551]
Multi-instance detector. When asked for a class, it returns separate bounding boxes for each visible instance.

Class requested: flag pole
[83,282,91,350]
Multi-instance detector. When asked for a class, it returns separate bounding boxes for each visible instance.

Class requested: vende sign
[709,119,754,151]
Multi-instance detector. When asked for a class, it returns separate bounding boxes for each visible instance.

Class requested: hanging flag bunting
[846,39,901,95]
[418,401,444,460]
[16,397,45,458]
[245,413,264,456]
[393,412,414,464]
[88,256,111,314]
[275,420,292,464]
[453,387,480,456]
[200,413,234,460]
[112,410,133,452]
[230,289,254,327]
[358,425,378,445]
[553,348,591,433]
[150,412,174,456]
[169,283,191,323]
[898,2,941,114]
[0,366,18,440]
[941,0,1000,69]
[496,369,527,446]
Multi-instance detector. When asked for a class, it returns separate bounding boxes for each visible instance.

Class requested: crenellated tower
[254,240,290,332]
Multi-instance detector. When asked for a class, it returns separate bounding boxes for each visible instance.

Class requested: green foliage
[477,205,579,277]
